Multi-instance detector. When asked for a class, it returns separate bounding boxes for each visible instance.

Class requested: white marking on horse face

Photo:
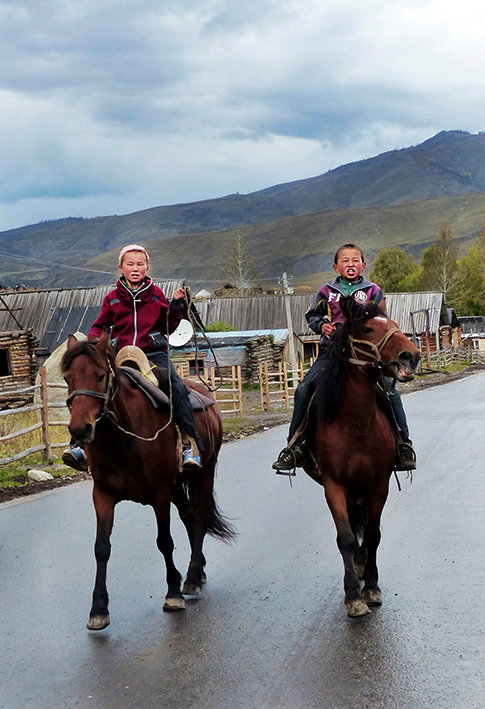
[374,316,388,323]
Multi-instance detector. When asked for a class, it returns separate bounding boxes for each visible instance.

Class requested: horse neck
[339,364,379,422]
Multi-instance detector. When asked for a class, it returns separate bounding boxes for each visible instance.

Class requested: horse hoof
[87,613,110,630]
[163,596,186,612]
[182,582,202,596]
[364,588,382,606]
[346,599,371,617]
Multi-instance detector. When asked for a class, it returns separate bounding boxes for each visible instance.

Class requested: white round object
[168,319,194,347]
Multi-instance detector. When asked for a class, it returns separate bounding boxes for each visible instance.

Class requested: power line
[0,250,114,275]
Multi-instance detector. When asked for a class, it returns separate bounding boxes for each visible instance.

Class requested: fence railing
[0,367,70,465]
[424,347,485,371]
[1,364,246,465]
[201,366,243,417]
[259,360,312,411]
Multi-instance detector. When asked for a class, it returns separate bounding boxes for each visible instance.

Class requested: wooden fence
[0,367,69,465]
[259,360,311,411]
[425,347,485,371]
[199,366,243,417]
[0,364,245,465]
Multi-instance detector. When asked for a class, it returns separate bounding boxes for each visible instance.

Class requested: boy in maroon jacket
[62,244,202,471]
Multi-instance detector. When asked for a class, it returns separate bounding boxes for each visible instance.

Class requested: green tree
[453,220,485,314]
[369,247,420,292]
[420,223,460,302]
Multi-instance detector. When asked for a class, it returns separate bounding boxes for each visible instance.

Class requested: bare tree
[223,232,258,296]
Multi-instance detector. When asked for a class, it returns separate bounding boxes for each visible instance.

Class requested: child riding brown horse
[61,331,235,630]
[302,296,420,617]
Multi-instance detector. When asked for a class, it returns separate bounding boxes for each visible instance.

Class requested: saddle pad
[119,366,214,411]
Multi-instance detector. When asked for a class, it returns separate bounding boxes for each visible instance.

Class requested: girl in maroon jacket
[62,244,202,471]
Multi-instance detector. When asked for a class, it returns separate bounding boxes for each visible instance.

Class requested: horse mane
[315,296,384,423]
[61,337,116,375]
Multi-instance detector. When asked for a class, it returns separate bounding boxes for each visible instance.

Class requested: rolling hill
[1,130,485,290]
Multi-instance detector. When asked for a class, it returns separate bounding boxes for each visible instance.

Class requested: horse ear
[96,329,110,354]
[67,334,78,350]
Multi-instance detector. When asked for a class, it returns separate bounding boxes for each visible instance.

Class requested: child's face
[333,247,365,281]
[120,251,149,287]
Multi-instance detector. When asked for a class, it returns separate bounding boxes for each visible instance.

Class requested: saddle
[115,346,214,412]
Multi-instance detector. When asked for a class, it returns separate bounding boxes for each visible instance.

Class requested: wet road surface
[1,372,485,708]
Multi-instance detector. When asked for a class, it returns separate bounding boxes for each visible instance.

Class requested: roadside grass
[0,408,68,489]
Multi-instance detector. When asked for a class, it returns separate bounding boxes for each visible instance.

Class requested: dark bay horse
[304,296,420,617]
[61,331,234,630]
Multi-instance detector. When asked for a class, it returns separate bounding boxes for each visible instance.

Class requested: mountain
[1,130,485,289]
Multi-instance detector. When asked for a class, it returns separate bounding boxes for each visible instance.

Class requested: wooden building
[0,329,38,400]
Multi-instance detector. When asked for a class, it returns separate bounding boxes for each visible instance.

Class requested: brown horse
[304,296,420,617]
[61,331,234,630]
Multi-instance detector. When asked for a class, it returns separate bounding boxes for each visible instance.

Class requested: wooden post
[259,363,265,411]
[236,365,243,416]
[282,361,289,409]
[40,366,51,461]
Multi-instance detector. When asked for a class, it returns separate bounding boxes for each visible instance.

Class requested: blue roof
[197,329,288,346]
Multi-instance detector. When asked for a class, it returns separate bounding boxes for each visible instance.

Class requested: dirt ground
[1,364,482,504]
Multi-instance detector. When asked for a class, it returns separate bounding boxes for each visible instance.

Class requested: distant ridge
[1,130,485,289]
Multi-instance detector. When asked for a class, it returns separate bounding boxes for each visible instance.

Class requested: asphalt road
[1,373,485,708]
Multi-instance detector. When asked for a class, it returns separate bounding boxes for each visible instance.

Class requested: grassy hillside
[2,130,485,289]
[76,192,485,292]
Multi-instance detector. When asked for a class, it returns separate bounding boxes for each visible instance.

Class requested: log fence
[1,364,245,465]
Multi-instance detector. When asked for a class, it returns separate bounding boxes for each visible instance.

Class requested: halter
[66,355,174,442]
[65,359,116,422]
[348,326,401,371]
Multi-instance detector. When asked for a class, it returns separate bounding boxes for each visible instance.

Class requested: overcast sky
[1,0,485,232]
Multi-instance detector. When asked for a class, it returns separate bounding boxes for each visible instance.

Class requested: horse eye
[362,326,373,334]
[97,373,105,383]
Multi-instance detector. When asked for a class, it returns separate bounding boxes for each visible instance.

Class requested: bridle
[65,359,116,422]
[65,354,174,442]
[348,326,401,371]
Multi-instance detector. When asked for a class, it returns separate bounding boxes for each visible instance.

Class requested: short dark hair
[334,243,365,264]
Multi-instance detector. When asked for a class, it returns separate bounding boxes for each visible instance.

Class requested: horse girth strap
[348,326,401,367]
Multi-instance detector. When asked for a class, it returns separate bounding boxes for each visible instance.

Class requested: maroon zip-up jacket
[88,277,184,352]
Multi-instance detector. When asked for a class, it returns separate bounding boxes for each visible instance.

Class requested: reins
[66,356,174,442]
[348,326,400,371]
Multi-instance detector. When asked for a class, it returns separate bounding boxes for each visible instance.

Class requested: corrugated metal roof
[200,329,288,346]
[0,280,183,350]
[0,286,450,355]
[385,292,447,334]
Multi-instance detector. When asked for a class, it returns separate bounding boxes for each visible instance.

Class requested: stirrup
[272,446,302,475]
[396,442,416,471]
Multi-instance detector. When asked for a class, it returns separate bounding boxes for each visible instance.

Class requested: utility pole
[280,272,297,370]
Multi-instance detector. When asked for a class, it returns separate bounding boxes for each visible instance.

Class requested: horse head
[61,330,114,444]
[339,296,420,381]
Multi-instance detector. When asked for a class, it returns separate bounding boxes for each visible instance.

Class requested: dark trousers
[149,349,204,451]
[288,352,411,443]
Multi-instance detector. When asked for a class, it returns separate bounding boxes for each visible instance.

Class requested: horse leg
[324,481,370,617]
[362,482,389,607]
[153,495,185,611]
[182,461,216,595]
[171,483,207,594]
[87,488,115,630]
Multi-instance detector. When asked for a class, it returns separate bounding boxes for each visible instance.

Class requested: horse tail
[205,494,237,541]
[347,498,367,542]
[181,479,236,542]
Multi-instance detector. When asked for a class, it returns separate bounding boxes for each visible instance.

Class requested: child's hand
[321,322,335,337]
[172,287,185,301]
